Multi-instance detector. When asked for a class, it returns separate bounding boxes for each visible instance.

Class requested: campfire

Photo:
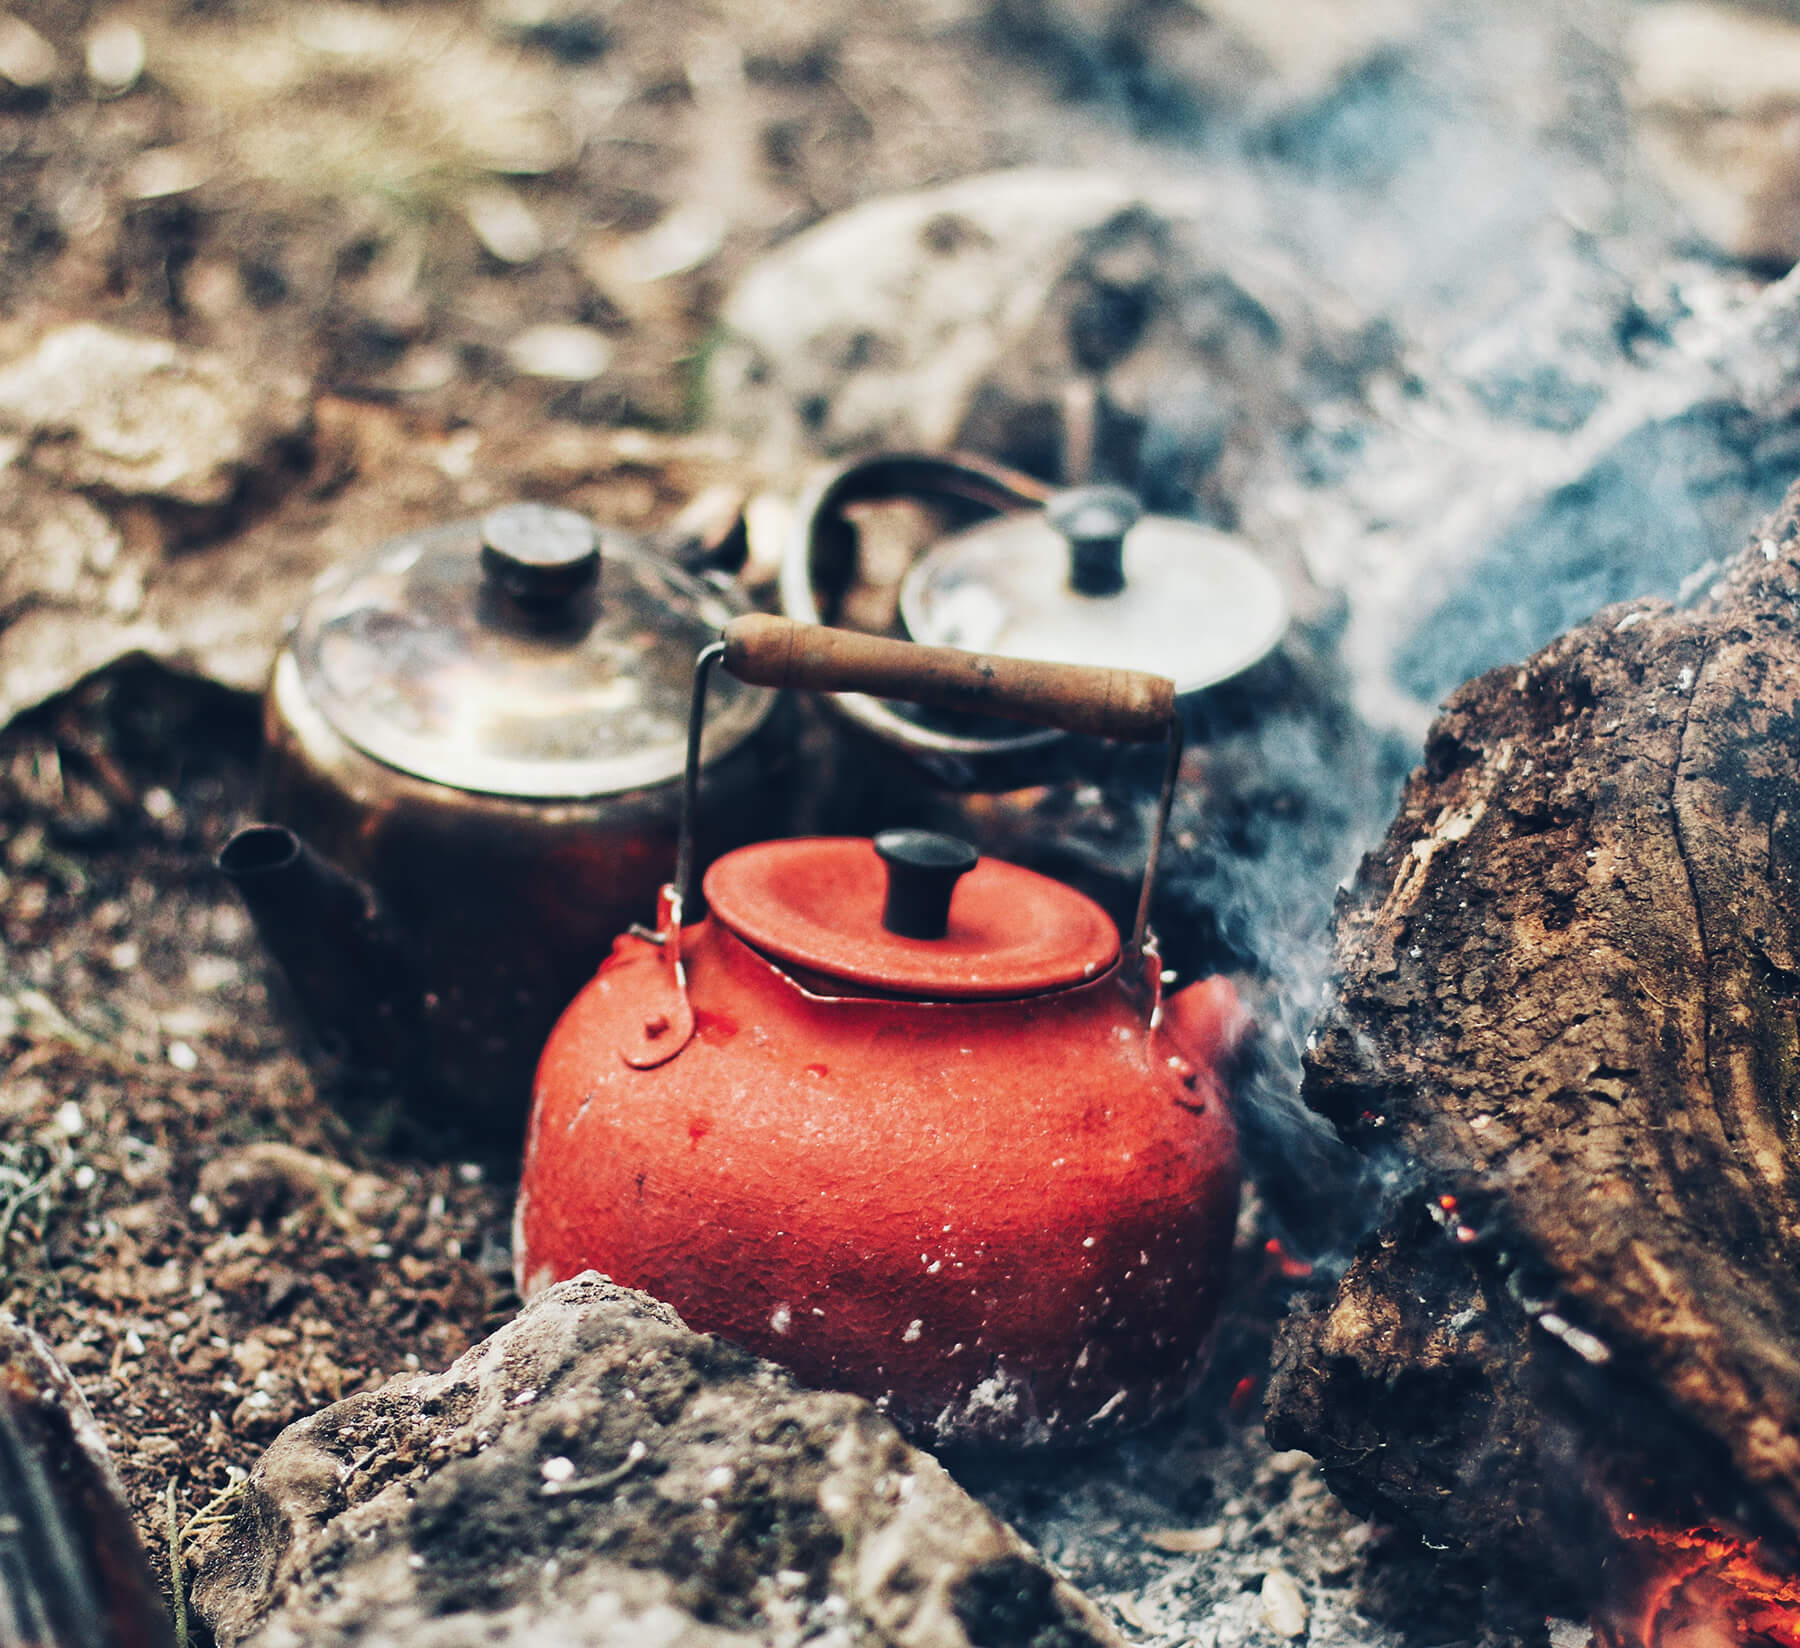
[9,1,1800,1646]
[1602,1518,1800,1648]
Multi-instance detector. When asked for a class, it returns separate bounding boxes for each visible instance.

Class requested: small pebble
[505,323,612,382]
[0,15,56,88]
[540,1456,575,1483]
[386,345,457,395]
[1144,1525,1225,1554]
[55,1100,84,1137]
[1112,1594,1149,1632]
[1260,1569,1309,1639]
[120,146,211,201]
[85,19,144,93]
[464,185,544,265]
[605,202,725,284]
[167,1040,198,1072]
[187,955,239,992]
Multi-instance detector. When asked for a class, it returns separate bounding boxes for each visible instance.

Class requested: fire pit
[10,1,1800,1645]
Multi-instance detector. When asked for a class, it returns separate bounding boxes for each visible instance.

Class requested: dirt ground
[6,2,1769,1643]
[0,665,512,1589]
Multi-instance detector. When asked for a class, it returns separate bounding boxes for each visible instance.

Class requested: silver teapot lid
[292,503,772,799]
[899,485,1287,694]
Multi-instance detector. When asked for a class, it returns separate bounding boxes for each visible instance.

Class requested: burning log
[1265,478,1800,1627]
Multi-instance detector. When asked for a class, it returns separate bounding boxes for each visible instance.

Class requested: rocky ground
[4,0,1800,1645]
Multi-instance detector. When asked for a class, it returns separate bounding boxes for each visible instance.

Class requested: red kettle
[515,616,1245,1447]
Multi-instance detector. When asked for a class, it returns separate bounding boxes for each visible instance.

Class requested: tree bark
[1266,481,1800,1613]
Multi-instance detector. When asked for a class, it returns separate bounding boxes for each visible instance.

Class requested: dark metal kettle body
[223,503,790,1145]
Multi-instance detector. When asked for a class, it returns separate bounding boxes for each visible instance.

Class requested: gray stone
[705,168,1401,521]
[190,1273,1122,1648]
[737,181,1788,747]
[698,24,1800,745]
[0,324,309,508]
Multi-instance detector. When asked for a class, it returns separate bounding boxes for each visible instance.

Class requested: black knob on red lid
[873,829,979,940]
[480,503,600,605]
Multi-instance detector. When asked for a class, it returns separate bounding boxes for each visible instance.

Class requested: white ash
[962,1409,1398,1648]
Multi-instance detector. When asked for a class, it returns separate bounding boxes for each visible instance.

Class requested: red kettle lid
[702,831,1119,1000]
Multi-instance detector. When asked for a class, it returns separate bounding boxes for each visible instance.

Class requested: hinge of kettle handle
[619,885,697,1070]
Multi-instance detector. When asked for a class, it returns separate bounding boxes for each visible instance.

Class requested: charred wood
[1266,479,1800,1612]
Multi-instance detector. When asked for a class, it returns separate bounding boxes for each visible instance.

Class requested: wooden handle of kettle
[719,614,1176,742]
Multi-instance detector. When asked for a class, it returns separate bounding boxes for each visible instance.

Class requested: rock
[597,203,727,287]
[697,31,1800,752]
[705,168,1400,517]
[1626,1,1800,268]
[1144,1525,1225,1554]
[190,1273,1122,1648]
[0,324,309,508]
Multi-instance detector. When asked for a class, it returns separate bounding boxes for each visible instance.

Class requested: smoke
[1159,626,1418,1265]
[1001,0,1800,1262]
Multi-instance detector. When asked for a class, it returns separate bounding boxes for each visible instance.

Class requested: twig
[166,1478,188,1648]
[0,1165,60,1258]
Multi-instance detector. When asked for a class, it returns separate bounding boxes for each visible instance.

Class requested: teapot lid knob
[873,829,979,940]
[479,502,601,605]
[1045,485,1141,597]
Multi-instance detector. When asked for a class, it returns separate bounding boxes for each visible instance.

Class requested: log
[1265,479,1800,1617]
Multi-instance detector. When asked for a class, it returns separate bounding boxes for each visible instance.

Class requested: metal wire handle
[673,626,1182,977]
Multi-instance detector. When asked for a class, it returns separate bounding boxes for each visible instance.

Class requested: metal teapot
[781,450,1288,793]
[516,616,1246,1447]
[221,502,788,1142]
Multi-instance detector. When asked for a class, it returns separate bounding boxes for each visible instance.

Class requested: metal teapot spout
[219,824,422,1078]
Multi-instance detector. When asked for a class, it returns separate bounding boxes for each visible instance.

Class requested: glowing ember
[1262,1236,1312,1280]
[1598,1517,1800,1648]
